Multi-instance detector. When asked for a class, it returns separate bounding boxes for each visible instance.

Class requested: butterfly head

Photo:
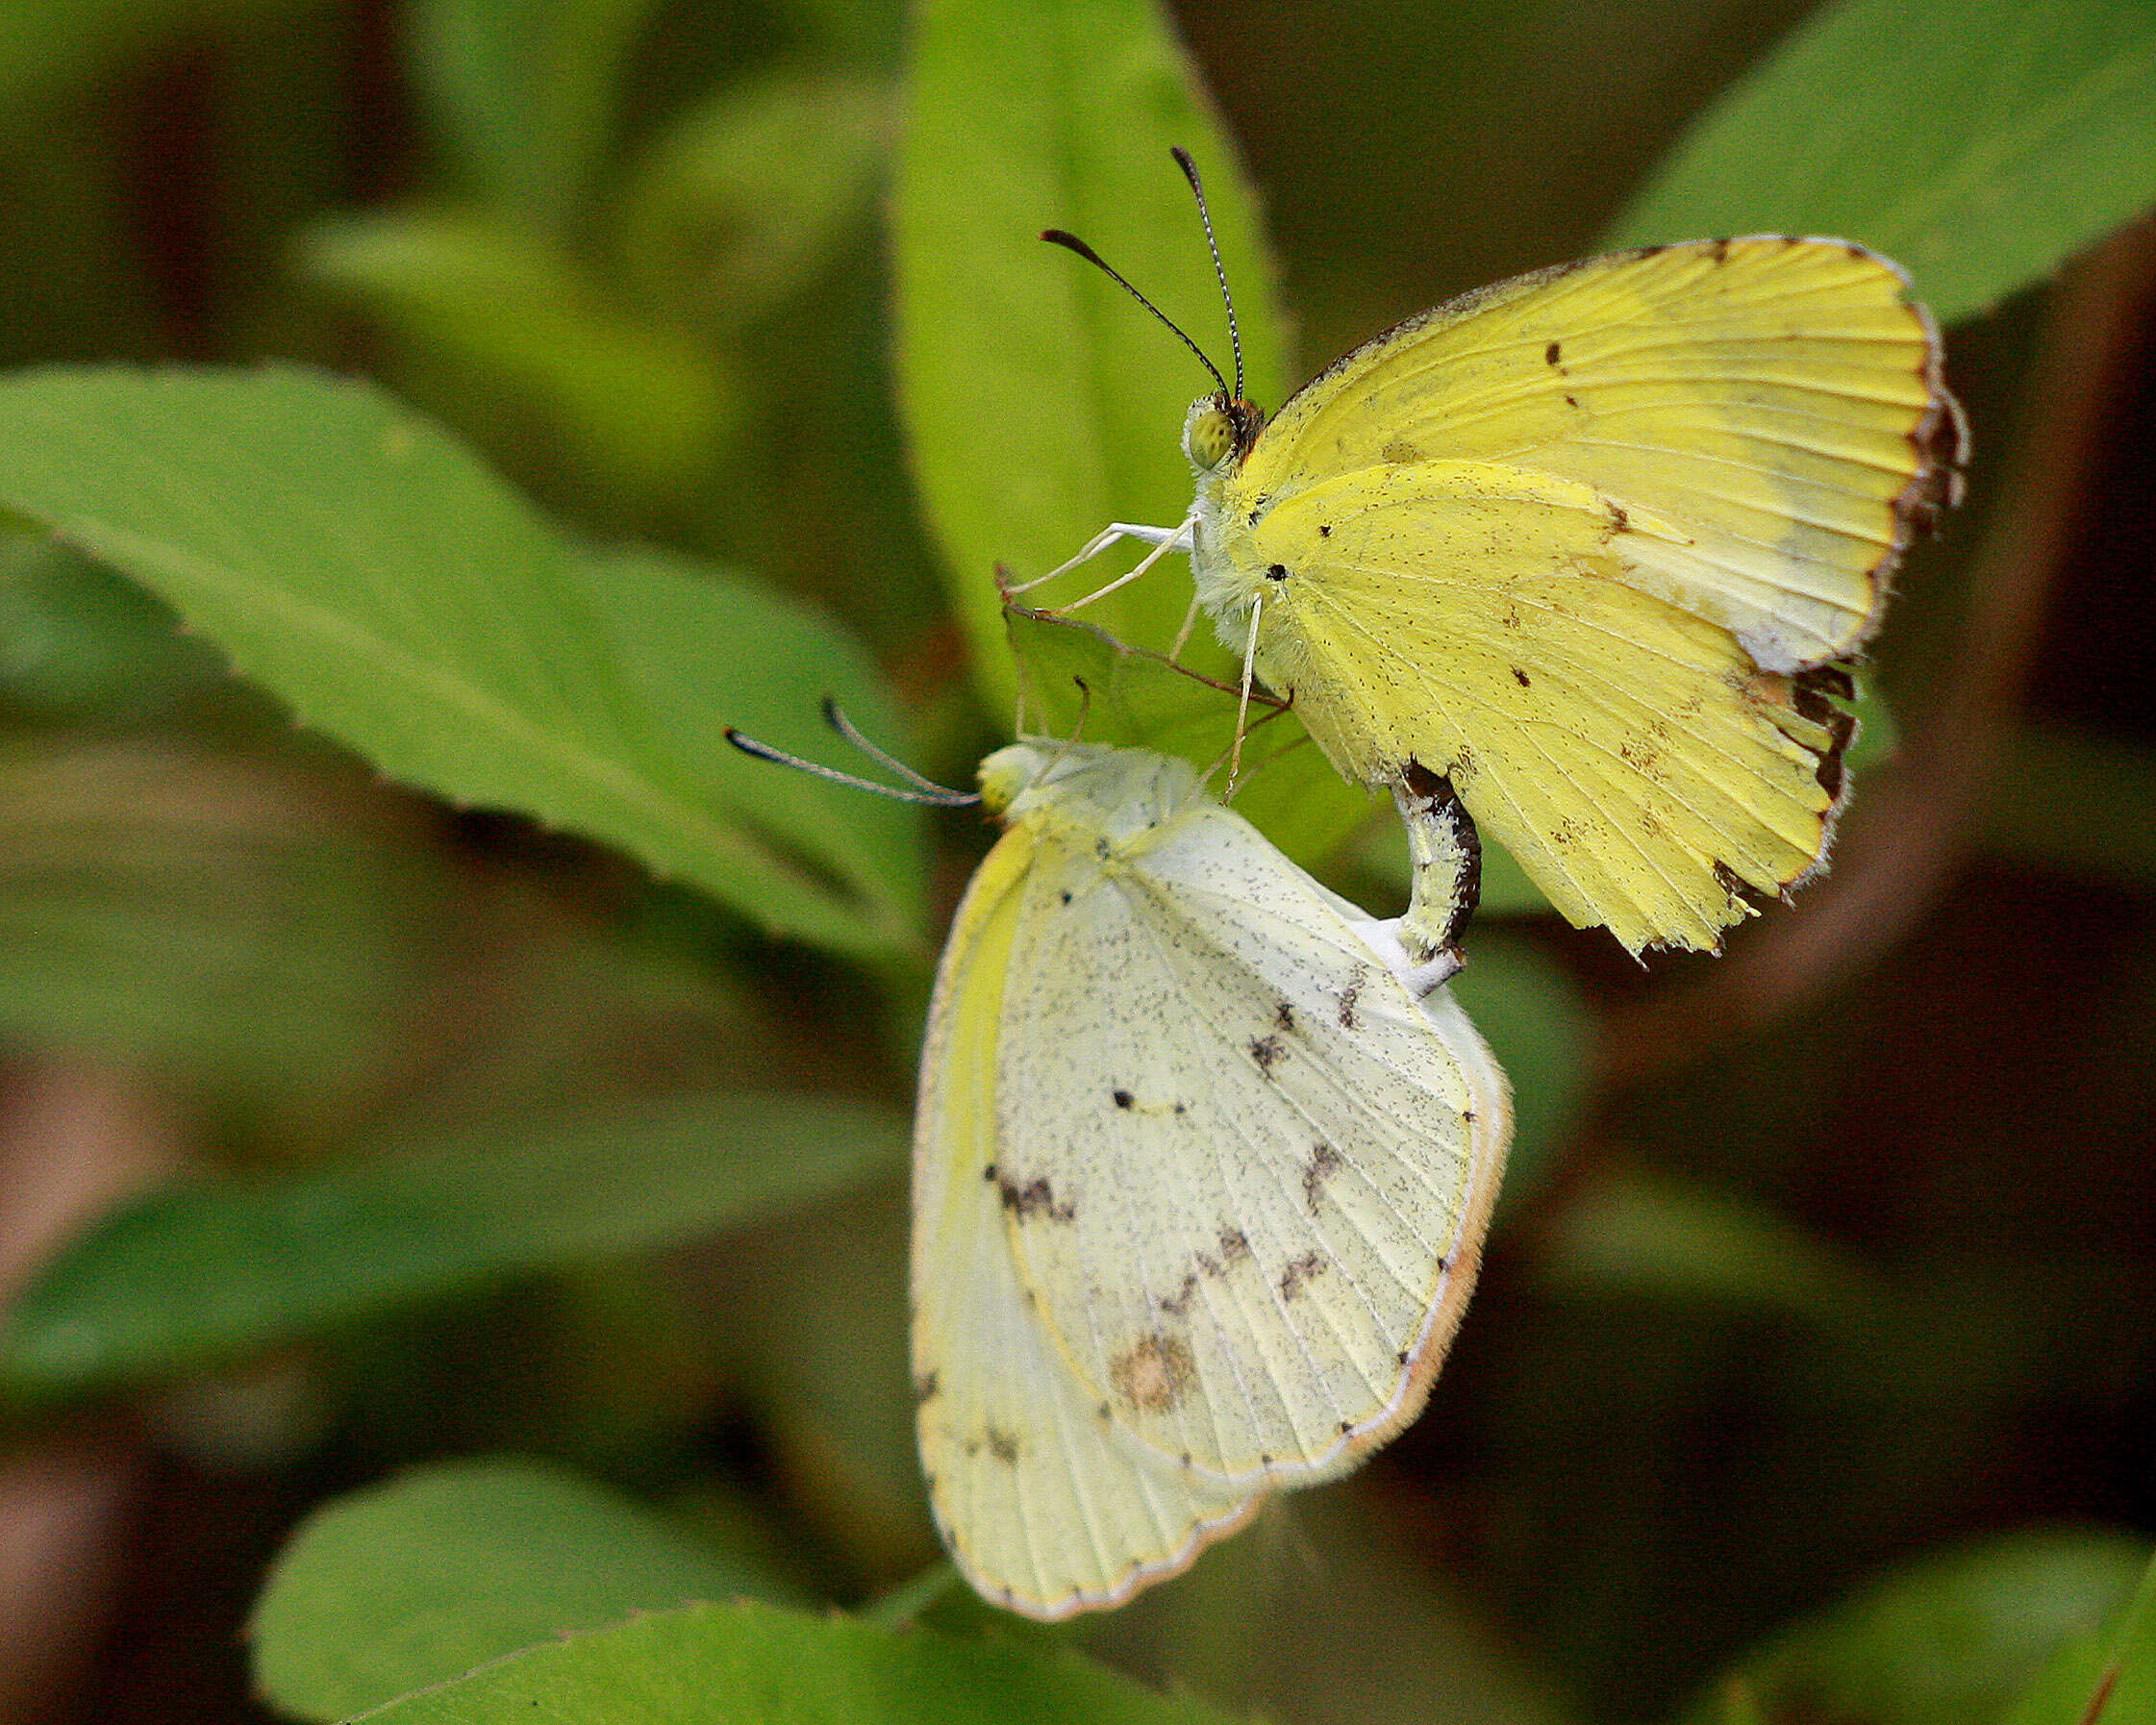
[1183,393,1264,475]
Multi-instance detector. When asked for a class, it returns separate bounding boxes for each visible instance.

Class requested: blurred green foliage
[0,0,2150,1719]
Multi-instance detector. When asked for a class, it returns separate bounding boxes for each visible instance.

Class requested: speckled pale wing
[1242,463,1848,956]
[911,743,1510,1619]
[912,815,1264,1622]
[1236,238,1959,672]
[987,773,1509,1491]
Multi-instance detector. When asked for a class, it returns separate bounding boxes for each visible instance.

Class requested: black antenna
[1040,228,1230,401]
[725,703,978,807]
[1169,147,1243,402]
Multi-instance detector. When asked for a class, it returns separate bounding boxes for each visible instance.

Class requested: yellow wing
[1237,238,1960,670]
[1243,463,1851,955]
[1193,238,1959,952]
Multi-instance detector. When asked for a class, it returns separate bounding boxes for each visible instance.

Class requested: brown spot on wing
[1381,438,1422,464]
[1109,1332,1197,1413]
[984,1424,1019,1465]
[1279,1252,1328,1302]
[1248,1034,1285,1074]
[1304,1143,1343,1213]
[993,1169,1076,1223]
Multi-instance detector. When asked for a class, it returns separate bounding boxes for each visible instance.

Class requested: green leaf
[0,741,452,1095]
[1002,605,1371,865]
[1536,1170,1882,1317]
[0,538,228,723]
[1984,723,2156,888]
[0,365,920,957]
[1449,936,1593,1225]
[614,67,891,333]
[347,1595,1246,1723]
[893,0,1286,721]
[0,1092,907,1399]
[0,0,318,111]
[2004,1545,2156,1725]
[296,209,737,502]
[252,1457,811,1723]
[585,544,926,939]
[1686,1528,2154,1725]
[1608,0,2156,323]
[408,0,663,233]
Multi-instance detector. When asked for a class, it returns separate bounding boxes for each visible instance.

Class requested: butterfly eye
[1184,403,1239,471]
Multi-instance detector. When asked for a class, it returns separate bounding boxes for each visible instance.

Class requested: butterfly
[1043,172,1965,958]
[911,739,1509,1617]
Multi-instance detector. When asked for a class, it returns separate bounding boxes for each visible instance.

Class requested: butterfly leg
[1392,765,1484,965]
[1002,519,1191,598]
[1224,595,1263,792]
[1167,590,1205,662]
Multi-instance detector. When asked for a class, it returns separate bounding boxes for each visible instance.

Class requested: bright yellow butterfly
[1053,225,1964,957]
[913,740,1509,1618]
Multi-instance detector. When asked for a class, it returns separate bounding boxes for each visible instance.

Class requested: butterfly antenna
[725,709,979,807]
[1040,229,1230,401]
[817,696,961,796]
[1169,147,1243,402]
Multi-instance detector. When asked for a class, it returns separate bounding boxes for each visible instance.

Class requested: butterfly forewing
[912,813,1264,1620]
[1238,238,1955,673]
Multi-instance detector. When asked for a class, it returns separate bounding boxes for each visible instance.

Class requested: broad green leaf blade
[253,1457,811,1724]
[893,0,1286,720]
[585,546,925,938]
[2004,1545,2156,1725]
[613,67,891,334]
[0,365,919,957]
[0,1092,907,1399]
[1608,0,2156,323]
[1685,1528,2154,1725]
[350,1596,1245,1724]
[0,741,452,1094]
[296,209,737,502]
[1449,936,1592,1225]
[1536,1171,1882,1317]
[1003,606,1369,864]
[408,0,662,234]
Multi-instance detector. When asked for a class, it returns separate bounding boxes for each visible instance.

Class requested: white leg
[1050,520,1194,614]
[1002,520,1187,596]
[1226,595,1262,792]
[1167,589,1204,661]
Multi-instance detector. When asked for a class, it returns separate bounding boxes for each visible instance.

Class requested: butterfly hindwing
[994,787,1506,1488]
[1243,462,1846,954]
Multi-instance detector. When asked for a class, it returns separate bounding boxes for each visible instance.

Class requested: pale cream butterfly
[909,738,1509,1617]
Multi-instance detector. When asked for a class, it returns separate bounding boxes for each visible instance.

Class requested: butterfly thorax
[1181,393,1280,651]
